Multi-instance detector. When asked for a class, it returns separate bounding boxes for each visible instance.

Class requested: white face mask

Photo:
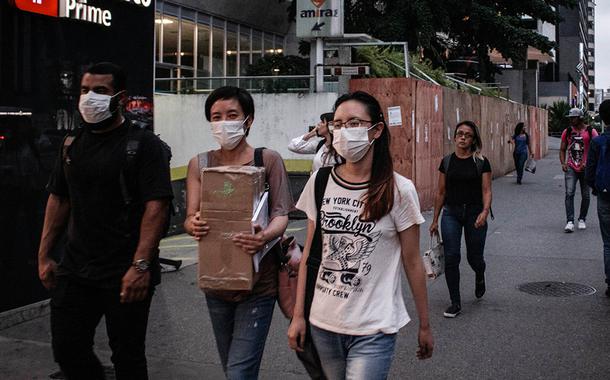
[211,117,249,150]
[332,125,376,163]
[78,91,122,125]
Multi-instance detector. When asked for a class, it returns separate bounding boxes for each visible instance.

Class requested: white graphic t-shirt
[296,168,425,335]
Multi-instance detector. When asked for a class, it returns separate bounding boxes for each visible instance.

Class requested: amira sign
[296,0,344,38]
[11,0,151,27]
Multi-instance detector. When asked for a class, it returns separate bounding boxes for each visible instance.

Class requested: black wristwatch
[133,259,150,273]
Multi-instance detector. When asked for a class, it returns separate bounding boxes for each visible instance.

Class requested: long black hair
[334,91,394,221]
[514,122,526,137]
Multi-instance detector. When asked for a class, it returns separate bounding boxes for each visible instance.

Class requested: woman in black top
[429,121,492,318]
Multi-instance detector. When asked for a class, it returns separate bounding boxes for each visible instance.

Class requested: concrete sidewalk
[2,140,610,379]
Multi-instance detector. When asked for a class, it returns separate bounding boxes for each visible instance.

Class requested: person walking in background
[38,62,173,379]
[288,91,433,380]
[560,107,598,233]
[508,122,534,184]
[288,112,343,172]
[585,99,610,297]
[183,86,293,379]
[430,121,492,318]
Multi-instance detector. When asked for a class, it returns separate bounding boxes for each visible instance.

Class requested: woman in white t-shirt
[287,91,434,379]
[288,112,343,172]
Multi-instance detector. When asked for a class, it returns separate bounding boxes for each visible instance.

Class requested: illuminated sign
[11,0,151,27]
[12,0,58,17]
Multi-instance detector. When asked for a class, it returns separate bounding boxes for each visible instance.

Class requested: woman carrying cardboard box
[184,86,293,379]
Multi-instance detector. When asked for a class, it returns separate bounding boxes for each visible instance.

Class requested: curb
[0,299,50,331]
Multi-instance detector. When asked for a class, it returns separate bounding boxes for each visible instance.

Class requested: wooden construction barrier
[350,78,548,210]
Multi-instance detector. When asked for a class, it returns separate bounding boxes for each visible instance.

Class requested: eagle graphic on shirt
[320,231,381,288]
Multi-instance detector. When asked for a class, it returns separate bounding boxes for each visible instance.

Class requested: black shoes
[475,273,486,299]
[443,303,461,318]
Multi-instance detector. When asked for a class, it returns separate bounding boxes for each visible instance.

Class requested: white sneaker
[564,222,575,233]
[578,220,586,230]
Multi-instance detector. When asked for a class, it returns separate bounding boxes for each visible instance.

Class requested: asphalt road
[2,139,610,379]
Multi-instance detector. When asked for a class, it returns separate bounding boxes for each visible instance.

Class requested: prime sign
[12,0,151,27]
[296,0,344,38]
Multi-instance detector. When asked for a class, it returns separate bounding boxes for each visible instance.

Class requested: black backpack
[566,125,594,140]
[62,122,174,237]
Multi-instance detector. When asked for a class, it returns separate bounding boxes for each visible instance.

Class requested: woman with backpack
[287,91,434,379]
[508,122,533,184]
[183,86,294,379]
[288,111,343,172]
[429,121,492,318]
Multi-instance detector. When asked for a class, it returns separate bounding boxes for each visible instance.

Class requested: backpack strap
[303,166,332,321]
[587,126,594,140]
[120,123,145,206]
[306,166,332,270]
[442,154,452,174]
[254,147,265,168]
[61,128,84,166]
[315,139,325,153]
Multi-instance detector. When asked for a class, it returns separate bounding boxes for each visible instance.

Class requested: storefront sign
[11,0,151,27]
[296,0,343,38]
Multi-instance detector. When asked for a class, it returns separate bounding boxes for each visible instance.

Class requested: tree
[286,1,576,82]
[548,100,571,135]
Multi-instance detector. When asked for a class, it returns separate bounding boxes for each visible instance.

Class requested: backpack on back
[62,122,174,237]
[594,135,610,193]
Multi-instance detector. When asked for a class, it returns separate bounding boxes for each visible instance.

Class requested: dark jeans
[513,152,528,182]
[206,295,276,380]
[565,167,590,222]
[597,195,610,285]
[50,276,153,380]
[440,205,488,305]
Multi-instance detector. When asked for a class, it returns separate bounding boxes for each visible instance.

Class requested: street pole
[315,37,324,92]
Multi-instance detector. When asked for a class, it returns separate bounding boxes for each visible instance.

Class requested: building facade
[539,0,594,110]
[154,0,296,93]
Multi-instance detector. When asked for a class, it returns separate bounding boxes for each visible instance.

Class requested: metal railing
[155,75,316,94]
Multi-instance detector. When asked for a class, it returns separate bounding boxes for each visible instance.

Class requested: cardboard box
[198,166,265,291]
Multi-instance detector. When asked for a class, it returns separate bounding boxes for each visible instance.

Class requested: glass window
[252,30,263,64]
[212,23,225,77]
[240,29,251,75]
[181,19,195,67]
[197,24,210,76]
[274,35,285,54]
[155,12,162,62]
[162,15,179,64]
[227,26,238,77]
[264,34,274,55]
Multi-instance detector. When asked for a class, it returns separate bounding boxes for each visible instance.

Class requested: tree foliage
[286,0,576,82]
[547,100,571,134]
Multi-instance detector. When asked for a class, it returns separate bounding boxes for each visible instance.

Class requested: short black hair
[205,86,255,122]
[320,112,334,122]
[84,62,126,92]
[599,100,610,125]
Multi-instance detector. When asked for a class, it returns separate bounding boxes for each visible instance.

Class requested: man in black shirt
[38,62,173,380]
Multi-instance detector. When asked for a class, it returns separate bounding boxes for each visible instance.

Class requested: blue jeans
[597,195,610,285]
[513,152,528,182]
[565,167,590,222]
[310,325,396,380]
[441,205,488,305]
[205,295,276,380]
